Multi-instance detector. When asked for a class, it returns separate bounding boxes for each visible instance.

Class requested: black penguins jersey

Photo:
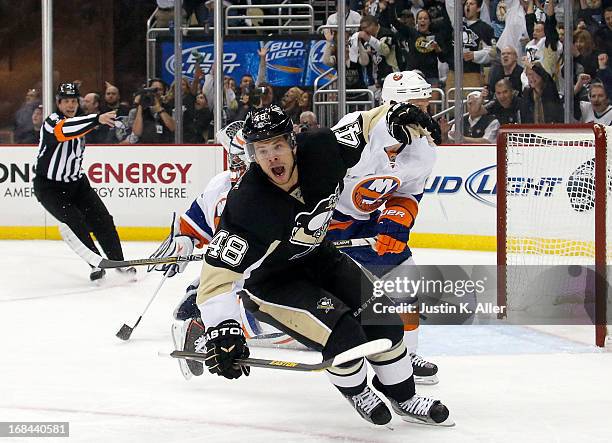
[196,106,390,326]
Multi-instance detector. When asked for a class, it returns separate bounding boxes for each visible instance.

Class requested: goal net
[497,124,611,347]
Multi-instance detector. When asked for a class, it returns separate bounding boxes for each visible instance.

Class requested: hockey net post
[497,124,610,348]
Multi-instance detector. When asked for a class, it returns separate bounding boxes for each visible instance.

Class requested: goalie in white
[326,71,441,384]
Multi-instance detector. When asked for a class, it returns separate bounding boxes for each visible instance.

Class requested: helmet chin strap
[289,149,298,179]
[286,132,298,180]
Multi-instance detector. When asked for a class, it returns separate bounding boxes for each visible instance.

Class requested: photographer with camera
[293,111,319,133]
[132,78,176,144]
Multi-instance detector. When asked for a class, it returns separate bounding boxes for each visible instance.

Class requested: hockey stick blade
[115,273,168,341]
[170,338,392,372]
[116,323,135,341]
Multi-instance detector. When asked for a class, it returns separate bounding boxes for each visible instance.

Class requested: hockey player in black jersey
[192,104,454,427]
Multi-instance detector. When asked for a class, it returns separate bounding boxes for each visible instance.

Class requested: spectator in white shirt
[448,91,500,144]
[574,77,612,125]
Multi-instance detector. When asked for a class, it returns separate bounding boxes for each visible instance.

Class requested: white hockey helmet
[216,121,249,182]
[381,71,432,104]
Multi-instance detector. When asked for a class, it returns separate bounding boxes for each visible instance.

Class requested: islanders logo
[352,176,401,213]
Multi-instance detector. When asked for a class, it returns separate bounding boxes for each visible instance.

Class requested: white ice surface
[1,241,611,443]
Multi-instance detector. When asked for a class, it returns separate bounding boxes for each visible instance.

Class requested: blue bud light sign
[159,37,331,87]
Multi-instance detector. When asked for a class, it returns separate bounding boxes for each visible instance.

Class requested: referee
[33,82,134,281]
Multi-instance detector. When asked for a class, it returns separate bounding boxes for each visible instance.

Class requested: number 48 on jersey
[206,230,249,266]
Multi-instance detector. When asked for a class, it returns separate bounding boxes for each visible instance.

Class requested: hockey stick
[168,338,392,372]
[116,271,169,341]
[332,237,376,249]
[59,224,375,269]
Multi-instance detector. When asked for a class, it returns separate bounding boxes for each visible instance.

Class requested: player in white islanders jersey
[326,71,441,384]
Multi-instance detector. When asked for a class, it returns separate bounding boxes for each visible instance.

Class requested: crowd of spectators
[13,47,316,145]
[321,0,612,141]
[11,0,612,145]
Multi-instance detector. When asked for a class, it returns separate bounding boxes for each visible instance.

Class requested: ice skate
[116,266,137,281]
[387,394,454,427]
[89,266,106,282]
[344,386,392,426]
[171,318,206,380]
[411,353,439,385]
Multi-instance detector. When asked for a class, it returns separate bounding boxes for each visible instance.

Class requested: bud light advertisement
[159,37,332,87]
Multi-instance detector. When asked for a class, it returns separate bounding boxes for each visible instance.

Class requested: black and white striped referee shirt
[35,112,100,182]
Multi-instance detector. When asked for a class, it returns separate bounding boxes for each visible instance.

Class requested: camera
[249,86,267,107]
[298,123,310,133]
[137,87,158,110]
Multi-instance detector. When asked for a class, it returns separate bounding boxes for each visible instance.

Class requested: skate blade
[115,269,138,283]
[414,375,439,385]
[171,322,192,381]
[91,278,105,286]
[399,415,455,427]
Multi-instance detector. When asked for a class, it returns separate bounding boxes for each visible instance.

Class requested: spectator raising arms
[593,6,612,60]
[595,53,612,98]
[324,27,370,92]
[523,0,562,83]
[572,29,600,78]
[183,65,213,143]
[520,62,563,124]
[574,77,612,125]
[393,9,444,86]
[358,15,400,86]
[440,0,494,93]
[488,46,524,96]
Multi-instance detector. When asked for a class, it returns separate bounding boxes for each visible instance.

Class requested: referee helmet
[56,83,80,100]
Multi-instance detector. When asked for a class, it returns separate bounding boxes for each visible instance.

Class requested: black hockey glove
[386,102,441,145]
[204,319,250,379]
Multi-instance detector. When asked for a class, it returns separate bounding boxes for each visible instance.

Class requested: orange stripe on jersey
[178,218,208,248]
[328,220,354,231]
[53,119,95,142]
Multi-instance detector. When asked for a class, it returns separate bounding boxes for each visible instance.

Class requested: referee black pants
[33,175,124,261]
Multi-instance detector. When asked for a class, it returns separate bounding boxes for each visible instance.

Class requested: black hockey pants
[33,175,124,261]
[240,241,404,358]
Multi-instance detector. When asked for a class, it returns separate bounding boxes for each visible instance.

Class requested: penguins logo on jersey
[317,297,335,313]
[462,26,480,50]
[352,176,401,213]
[289,187,340,259]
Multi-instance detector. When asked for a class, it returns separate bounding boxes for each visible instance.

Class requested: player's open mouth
[271,166,285,177]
